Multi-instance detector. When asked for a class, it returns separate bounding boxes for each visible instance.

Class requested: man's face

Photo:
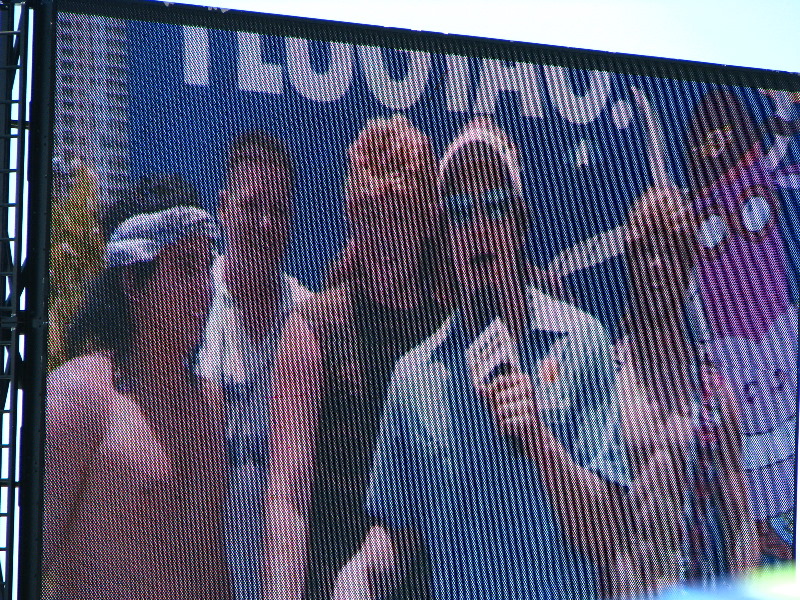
[443,147,523,318]
[138,233,215,352]
[627,226,692,318]
[219,155,290,269]
[686,91,760,194]
[690,124,735,160]
[349,175,433,300]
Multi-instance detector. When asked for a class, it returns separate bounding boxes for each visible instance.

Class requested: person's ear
[418,199,437,239]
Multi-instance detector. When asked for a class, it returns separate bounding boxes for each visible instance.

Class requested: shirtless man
[42,206,231,599]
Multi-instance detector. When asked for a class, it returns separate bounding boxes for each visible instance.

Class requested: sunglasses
[696,185,777,256]
[444,188,514,226]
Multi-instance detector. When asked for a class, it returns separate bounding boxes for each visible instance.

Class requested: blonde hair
[325,115,439,289]
[346,114,436,208]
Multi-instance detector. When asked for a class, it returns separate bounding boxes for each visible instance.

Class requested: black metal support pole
[0,6,13,597]
[20,1,55,599]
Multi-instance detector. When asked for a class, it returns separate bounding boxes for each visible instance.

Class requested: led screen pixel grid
[41,2,798,599]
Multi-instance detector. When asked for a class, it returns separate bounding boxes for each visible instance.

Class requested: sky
[162,0,800,74]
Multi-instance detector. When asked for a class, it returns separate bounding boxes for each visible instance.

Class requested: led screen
[41,2,798,599]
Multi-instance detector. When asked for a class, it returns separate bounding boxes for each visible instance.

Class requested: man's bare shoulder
[104,395,173,480]
[47,354,173,480]
[46,353,116,429]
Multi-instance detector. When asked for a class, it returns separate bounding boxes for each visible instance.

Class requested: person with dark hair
[43,206,230,599]
[196,130,311,600]
[333,118,630,600]
[265,115,445,600]
[47,162,104,371]
[615,185,758,595]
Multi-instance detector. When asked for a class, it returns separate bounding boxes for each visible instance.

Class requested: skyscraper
[53,13,128,207]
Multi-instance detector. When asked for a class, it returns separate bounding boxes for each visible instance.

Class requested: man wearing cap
[196,131,311,600]
[43,206,231,599]
[334,118,631,600]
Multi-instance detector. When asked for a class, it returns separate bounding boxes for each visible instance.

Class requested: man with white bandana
[44,206,230,599]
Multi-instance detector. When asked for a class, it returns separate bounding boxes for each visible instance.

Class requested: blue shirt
[366,286,629,600]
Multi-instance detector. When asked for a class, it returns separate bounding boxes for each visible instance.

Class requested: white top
[197,255,312,600]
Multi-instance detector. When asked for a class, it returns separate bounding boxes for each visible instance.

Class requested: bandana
[438,116,524,199]
[105,205,219,267]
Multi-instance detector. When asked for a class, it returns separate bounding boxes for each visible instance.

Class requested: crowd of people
[42,92,795,600]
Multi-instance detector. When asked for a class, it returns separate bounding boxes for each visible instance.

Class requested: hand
[480,371,541,444]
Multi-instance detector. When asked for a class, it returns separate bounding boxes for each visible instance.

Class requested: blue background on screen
[125,20,799,337]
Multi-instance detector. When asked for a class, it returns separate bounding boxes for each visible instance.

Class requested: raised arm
[264,311,322,600]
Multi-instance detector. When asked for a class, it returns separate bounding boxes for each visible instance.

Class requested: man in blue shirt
[333,118,631,600]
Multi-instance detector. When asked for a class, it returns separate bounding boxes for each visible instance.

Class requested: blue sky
[165,0,800,74]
